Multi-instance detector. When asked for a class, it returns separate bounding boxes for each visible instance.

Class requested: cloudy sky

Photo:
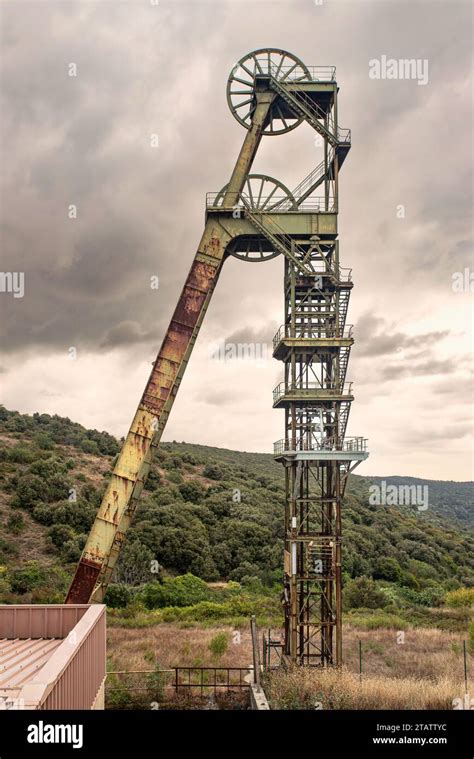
[0,0,472,480]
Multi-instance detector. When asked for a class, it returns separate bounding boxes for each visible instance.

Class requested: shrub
[399,585,445,607]
[32,502,55,525]
[48,524,75,548]
[15,474,48,508]
[59,534,86,563]
[10,561,48,593]
[142,574,210,609]
[344,577,387,610]
[0,537,19,562]
[445,588,474,608]
[203,463,224,480]
[80,439,100,455]
[208,632,228,657]
[29,458,66,479]
[105,583,133,608]
[373,557,401,583]
[179,480,206,503]
[6,512,25,534]
[114,540,155,586]
[8,446,35,464]
[34,433,55,451]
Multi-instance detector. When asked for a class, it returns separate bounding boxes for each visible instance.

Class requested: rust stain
[65,559,101,604]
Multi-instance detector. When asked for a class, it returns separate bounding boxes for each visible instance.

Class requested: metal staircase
[269,77,350,147]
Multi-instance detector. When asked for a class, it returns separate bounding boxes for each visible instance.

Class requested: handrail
[273,381,353,402]
[244,205,314,275]
[269,77,351,145]
[273,324,354,348]
[206,192,334,213]
[265,63,336,82]
[274,436,368,455]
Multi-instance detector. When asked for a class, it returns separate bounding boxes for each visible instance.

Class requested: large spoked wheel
[214,174,297,262]
[226,237,280,263]
[213,174,297,212]
[227,48,311,135]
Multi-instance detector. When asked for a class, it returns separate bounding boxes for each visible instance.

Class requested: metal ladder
[269,77,344,147]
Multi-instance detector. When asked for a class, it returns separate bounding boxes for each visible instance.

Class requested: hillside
[0,406,473,620]
[367,475,473,529]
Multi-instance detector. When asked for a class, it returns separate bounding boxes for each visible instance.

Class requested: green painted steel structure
[66,49,368,668]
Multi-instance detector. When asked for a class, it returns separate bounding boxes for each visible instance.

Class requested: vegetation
[0,406,472,640]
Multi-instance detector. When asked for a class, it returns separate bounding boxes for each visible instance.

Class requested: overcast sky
[0,0,472,480]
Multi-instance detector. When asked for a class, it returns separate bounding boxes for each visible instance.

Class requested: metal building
[0,605,106,709]
[65,49,368,665]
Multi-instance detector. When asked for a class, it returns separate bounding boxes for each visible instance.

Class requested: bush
[15,474,49,508]
[10,561,48,593]
[48,524,75,548]
[344,577,387,610]
[105,583,133,608]
[0,537,19,563]
[6,512,25,534]
[142,574,210,609]
[179,480,206,503]
[34,433,55,451]
[8,446,35,464]
[445,588,474,608]
[399,585,445,607]
[60,538,83,563]
[208,632,228,657]
[80,439,100,455]
[115,540,155,586]
[203,463,224,481]
[374,557,402,583]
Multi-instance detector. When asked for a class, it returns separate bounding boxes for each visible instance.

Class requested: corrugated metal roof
[0,638,62,693]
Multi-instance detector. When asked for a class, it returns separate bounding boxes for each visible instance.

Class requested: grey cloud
[380,358,456,381]
[396,423,472,446]
[355,312,450,358]
[223,323,279,347]
[100,321,156,350]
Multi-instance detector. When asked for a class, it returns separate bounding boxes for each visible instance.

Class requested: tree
[343,577,387,610]
[115,540,155,586]
[374,557,402,583]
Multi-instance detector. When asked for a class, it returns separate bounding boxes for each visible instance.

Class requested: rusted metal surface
[66,93,274,605]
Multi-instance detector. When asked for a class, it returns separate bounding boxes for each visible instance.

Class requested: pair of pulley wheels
[217,49,307,262]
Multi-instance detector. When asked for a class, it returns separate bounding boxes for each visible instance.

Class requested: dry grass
[342,625,469,682]
[107,622,472,709]
[107,623,254,672]
[266,666,465,710]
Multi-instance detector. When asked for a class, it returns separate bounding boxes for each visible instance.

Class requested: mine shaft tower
[66,49,368,666]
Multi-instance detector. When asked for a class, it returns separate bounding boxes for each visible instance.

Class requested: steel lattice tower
[66,50,368,667]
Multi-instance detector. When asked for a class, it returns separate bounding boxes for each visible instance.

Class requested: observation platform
[273,325,353,361]
[274,437,368,463]
[272,382,354,408]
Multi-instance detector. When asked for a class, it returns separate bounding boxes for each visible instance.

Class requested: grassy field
[105,619,472,710]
